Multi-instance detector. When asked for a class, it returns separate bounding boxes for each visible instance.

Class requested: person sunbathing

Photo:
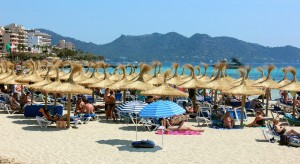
[182,101,196,113]
[39,108,62,122]
[246,110,265,127]
[161,118,204,132]
[222,111,235,129]
[273,119,300,136]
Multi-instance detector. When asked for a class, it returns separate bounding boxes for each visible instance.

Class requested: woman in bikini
[246,110,265,127]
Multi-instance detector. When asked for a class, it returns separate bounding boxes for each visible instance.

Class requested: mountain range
[38,29,300,64]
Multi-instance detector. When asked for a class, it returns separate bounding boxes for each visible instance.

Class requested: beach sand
[0,111,300,164]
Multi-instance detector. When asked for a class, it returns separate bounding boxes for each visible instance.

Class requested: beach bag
[56,121,66,128]
[289,136,300,147]
[279,135,289,145]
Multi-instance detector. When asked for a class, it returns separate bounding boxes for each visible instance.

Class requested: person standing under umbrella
[105,90,116,122]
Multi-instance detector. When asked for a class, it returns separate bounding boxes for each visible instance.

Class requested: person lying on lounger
[273,119,300,136]
[39,108,79,122]
[160,118,204,132]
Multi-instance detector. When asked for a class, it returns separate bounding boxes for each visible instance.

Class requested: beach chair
[4,104,17,114]
[196,107,211,126]
[36,116,53,128]
[139,118,160,131]
[270,105,286,119]
[235,108,248,122]
[262,122,280,142]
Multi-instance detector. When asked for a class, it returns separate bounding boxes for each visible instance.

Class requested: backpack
[279,135,289,145]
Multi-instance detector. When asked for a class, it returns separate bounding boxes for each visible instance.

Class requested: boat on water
[212,57,243,69]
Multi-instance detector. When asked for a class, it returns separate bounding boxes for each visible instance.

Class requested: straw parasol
[88,63,115,89]
[0,61,13,80]
[279,67,300,115]
[141,71,188,98]
[41,64,92,128]
[0,64,25,85]
[200,63,232,104]
[127,64,139,81]
[27,66,52,90]
[253,67,267,84]
[122,64,155,91]
[109,65,133,102]
[109,67,123,82]
[78,63,101,86]
[253,64,281,116]
[167,63,185,86]
[147,61,164,86]
[195,66,202,79]
[198,63,211,83]
[278,67,291,87]
[223,68,265,126]
[84,62,94,78]
[233,66,254,86]
[15,60,43,83]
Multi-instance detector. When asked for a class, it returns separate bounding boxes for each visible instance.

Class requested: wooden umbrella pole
[67,93,71,128]
[292,93,296,115]
[203,89,206,100]
[265,88,269,116]
[240,95,246,126]
[92,88,95,103]
[123,90,126,102]
[54,94,57,107]
[45,93,48,111]
[31,89,34,105]
[193,89,196,109]
[214,90,218,105]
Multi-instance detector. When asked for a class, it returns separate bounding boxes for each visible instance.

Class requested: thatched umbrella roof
[122,64,155,91]
[253,67,267,84]
[232,66,253,86]
[179,64,204,89]
[109,67,123,82]
[198,63,211,83]
[141,71,188,97]
[127,65,139,81]
[78,63,101,86]
[200,63,232,91]
[278,67,291,87]
[108,65,132,90]
[279,67,300,92]
[253,64,281,89]
[88,63,115,89]
[167,63,185,86]
[0,64,24,85]
[147,61,164,85]
[27,66,52,90]
[15,60,43,83]
[0,61,13,80]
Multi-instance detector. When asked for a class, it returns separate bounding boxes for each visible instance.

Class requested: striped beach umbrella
[116,101,148,114]
[139,100,185,118]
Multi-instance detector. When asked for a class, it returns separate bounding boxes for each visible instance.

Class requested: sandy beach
[0,111,299,164]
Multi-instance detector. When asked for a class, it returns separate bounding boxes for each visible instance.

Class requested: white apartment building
[28,29,52,53]
[2,23,28,53]
[57,39,75,50]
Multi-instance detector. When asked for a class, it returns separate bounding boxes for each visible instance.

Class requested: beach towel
[155,130,200,135]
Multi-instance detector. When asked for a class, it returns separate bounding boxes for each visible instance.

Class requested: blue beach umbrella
[139,100,185,118]
[116,101,148,114]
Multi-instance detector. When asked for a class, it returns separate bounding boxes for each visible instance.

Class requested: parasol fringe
[287,66,296,81]
[66,64,82,84]
[266,64,275,78]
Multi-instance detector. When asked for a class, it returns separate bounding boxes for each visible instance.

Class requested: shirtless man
[82,98,96,119]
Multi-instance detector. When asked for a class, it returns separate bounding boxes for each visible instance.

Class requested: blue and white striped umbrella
[139,100,185,118]
[116,101,148,113]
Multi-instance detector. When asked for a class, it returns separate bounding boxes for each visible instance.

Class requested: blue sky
[1,0,299,48]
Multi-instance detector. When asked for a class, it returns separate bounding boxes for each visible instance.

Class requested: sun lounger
[4,104,17,114]
[196,107,211,127]
[262,122,280,142]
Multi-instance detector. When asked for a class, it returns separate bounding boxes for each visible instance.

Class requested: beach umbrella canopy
[253,67,267,84]
[197,63,211,83]
[278,67,291,87]
[139,100,185,118]
[116,101,148,113]
[78,63,101,86]
[179,64,204,89]
[127,65,139,81]
[147,61,164,85]
[141,71,189,98]
[122,64,155,91]
[109,67,123,82]
[167,63,185,86]
[108,65,132,90]
[223,68,265,125]
[89,63,115,89]
[233,66,254,86]
[15,60,43,83]
[27,66,52,90]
